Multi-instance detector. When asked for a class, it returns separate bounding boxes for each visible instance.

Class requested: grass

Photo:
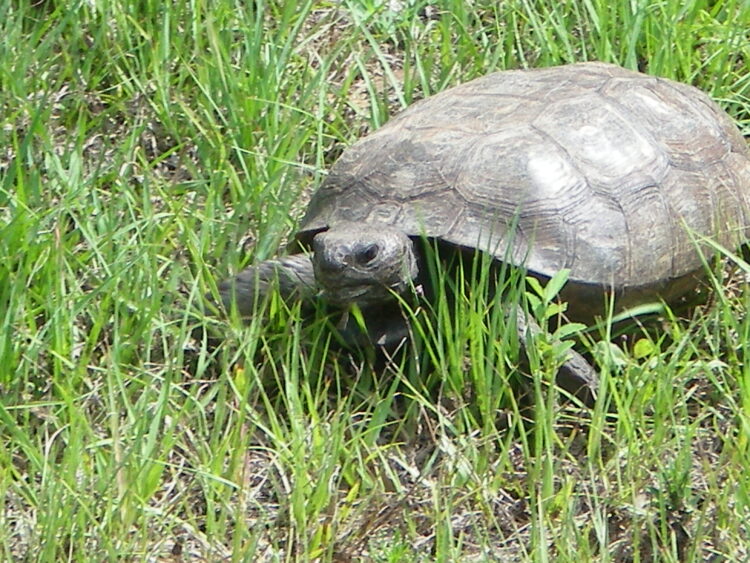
[1,0,750,560]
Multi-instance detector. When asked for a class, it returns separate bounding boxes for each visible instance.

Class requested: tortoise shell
[297,62,750,310]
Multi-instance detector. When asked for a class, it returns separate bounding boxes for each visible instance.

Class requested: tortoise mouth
[311,221,419,308]
[319,278,404,308]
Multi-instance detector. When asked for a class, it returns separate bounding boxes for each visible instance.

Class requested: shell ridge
[295,63,749,304]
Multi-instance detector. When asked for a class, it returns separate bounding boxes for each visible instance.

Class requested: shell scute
[299,63,750,295]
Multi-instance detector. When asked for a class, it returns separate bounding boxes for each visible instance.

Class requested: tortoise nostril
[356,244,380,265]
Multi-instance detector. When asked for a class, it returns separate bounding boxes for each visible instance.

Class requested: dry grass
[1,0,750,561]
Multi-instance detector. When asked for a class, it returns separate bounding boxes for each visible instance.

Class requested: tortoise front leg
[217,254,318,316]
[514,307,598,406]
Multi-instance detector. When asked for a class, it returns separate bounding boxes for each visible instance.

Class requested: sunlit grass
[1,0,749,560]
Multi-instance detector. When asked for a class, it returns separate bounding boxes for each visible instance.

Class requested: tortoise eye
[356,244,380,265]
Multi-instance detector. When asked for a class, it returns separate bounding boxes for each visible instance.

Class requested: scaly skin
[216,222,599,405]
[513,307,597,404]
[218,254,317,315]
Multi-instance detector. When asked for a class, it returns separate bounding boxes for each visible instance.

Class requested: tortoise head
[311,221,419,308]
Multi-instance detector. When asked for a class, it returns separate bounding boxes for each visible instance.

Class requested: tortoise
[216,62,750,402]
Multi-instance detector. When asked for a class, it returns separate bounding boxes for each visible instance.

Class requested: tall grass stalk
[1,0,748,559]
